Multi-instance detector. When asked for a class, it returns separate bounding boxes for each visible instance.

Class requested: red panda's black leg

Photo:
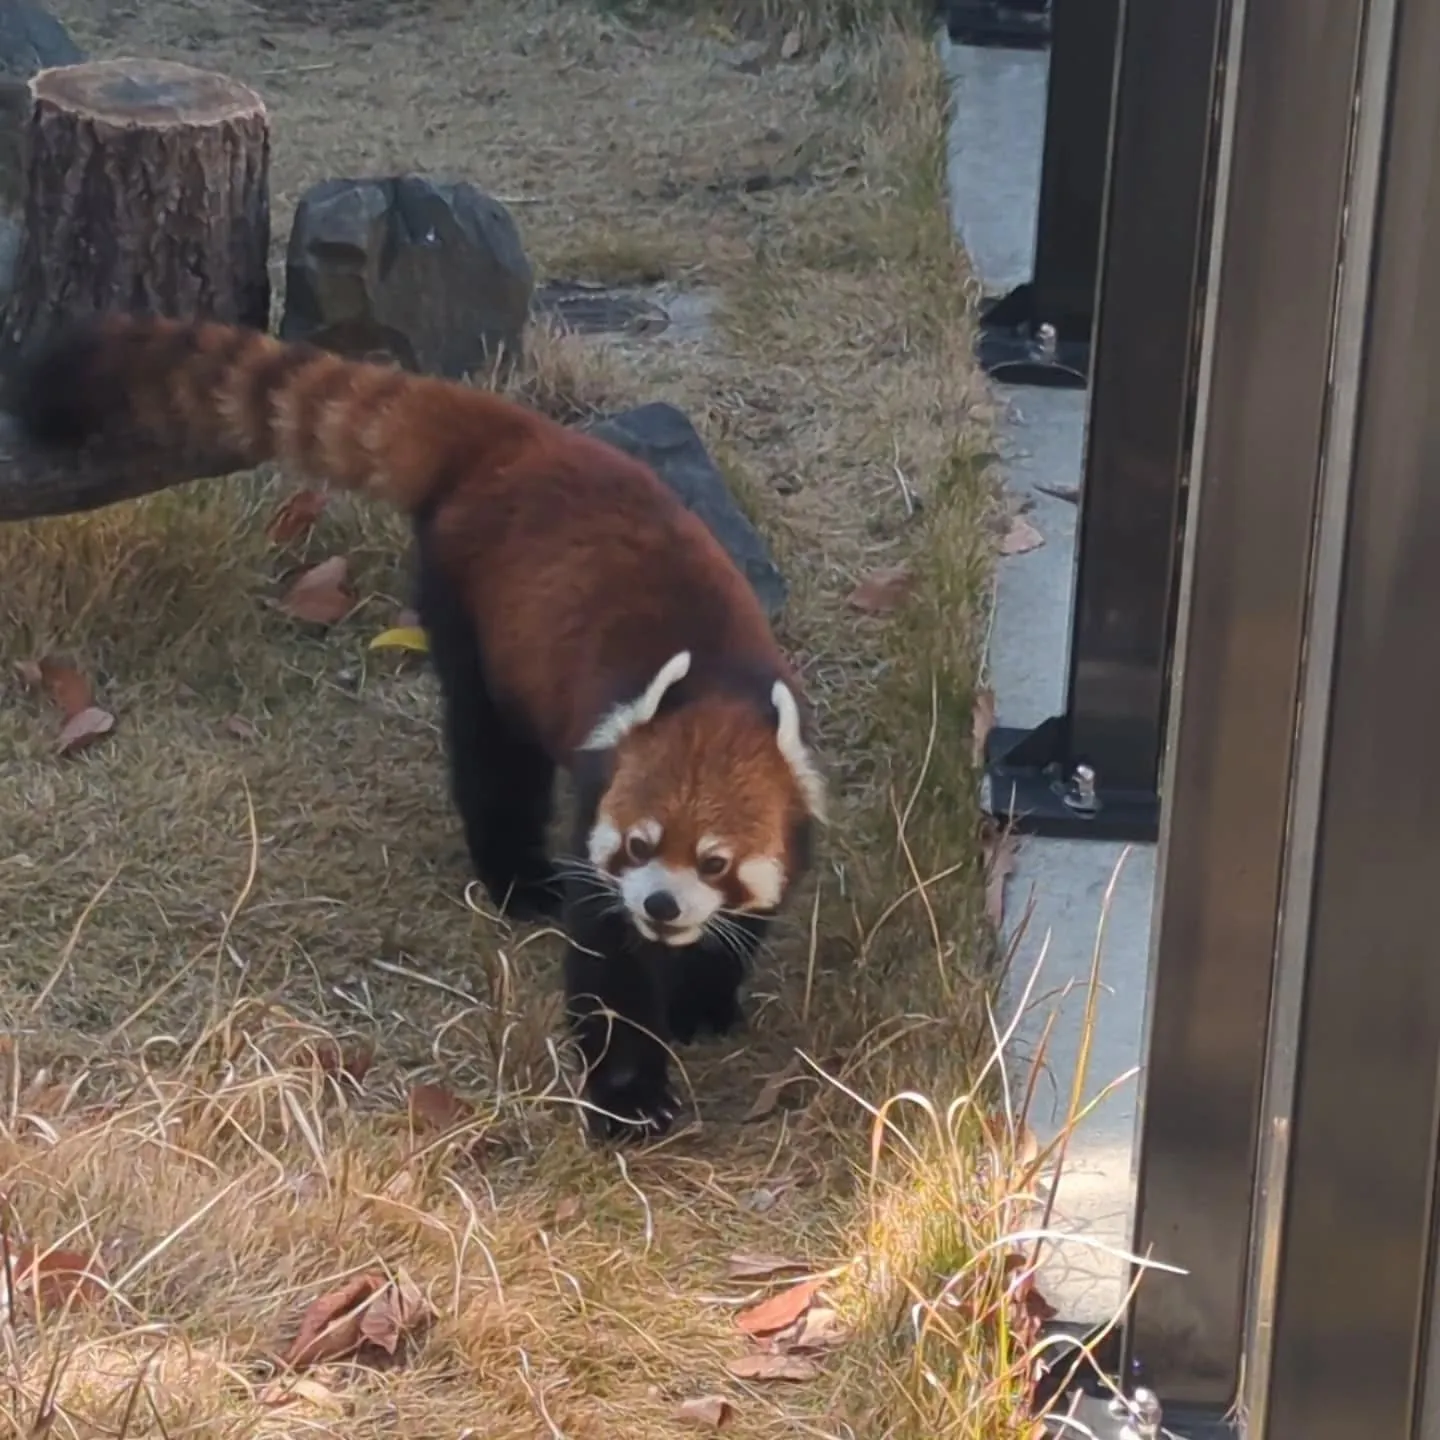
[415,538,562,923]
[663,921,766,1042]
[562,896,679,1141]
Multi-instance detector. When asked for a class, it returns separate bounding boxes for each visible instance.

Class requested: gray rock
[0,0,81,80]
[280,175,533,379]
[0,1,84,301]
[586,402,788,620]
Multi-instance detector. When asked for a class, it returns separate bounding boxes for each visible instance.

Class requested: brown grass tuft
[606,0,936,41]
[0,3,1040,1437]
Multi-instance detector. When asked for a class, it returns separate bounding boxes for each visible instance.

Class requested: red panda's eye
[699,853,730,879]
[625,834,655,863]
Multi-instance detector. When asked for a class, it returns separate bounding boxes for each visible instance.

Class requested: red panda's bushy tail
[4,313,533,514]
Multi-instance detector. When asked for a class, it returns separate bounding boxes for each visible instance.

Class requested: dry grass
[606,0,936,41]
[0,2,1051,1436]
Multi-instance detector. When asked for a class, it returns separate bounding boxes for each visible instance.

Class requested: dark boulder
[280,175,533,379]
[586,402,788,620]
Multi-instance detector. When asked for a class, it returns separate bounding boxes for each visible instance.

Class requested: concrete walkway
[944,33,1154,1326]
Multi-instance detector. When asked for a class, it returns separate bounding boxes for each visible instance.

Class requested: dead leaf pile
[279,556,355,626]
[15,656,116,756]
[280,1269,433,1372]
[725,1272,845,1384]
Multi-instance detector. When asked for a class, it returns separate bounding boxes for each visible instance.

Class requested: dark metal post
[1246,0,1440,1433]
[1042,0,1435,1435]
[1121,0,1372,1419]
[974,0,1118,387]
[982,0,1228,841]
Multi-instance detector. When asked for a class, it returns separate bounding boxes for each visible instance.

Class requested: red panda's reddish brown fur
[10,313,827,1142]
[12,315,798,757]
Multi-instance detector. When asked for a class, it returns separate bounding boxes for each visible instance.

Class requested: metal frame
[982,0,1227,842]
[972,0,1118,388]
[1122,0,1372,1416]
[1041,0,1440,1434]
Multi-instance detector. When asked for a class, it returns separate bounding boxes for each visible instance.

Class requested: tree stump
[0,56,270,365]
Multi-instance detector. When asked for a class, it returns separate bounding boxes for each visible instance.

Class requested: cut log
[0,411,248,522]
[0,56,271,366]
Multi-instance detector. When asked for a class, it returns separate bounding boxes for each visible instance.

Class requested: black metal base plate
[1045,1395,1238,1439]
[983,722,1161,843]
[978,282,1091,388]
[946,0,1052,49]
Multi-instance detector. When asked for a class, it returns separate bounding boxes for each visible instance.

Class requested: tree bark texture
[0,413,249,522]
[1,56,271,366]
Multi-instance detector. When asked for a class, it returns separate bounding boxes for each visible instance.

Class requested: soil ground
[0,3,1031,1436]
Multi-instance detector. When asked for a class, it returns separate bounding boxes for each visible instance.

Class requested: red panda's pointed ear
[579,650,693,752]
[771,681,827,823]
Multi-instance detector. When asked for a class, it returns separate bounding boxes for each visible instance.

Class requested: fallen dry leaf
[222,714,260,741]
[726,1253,808,1283]
[1004,1252,1059,1348]
[38,657,93,719]
[1000,515,1045,556]
[846,563,914,615]
[258,1375,348,1414]
[982,823,1020,930]
[282,1270,431,1370]
[11,1245,108,1314]
[726,1353,819,1383]
[368,625,429,654]
[279,556,355,626]
[786,1305,846,1352]
[735,1277,822,1337]
[780,26,803,59]
[266,488,329,545]
[356,1269,430,1356]
[971,686,996,768]
[283,1274,375,1369]
[553,1195,584,1226]
[676,1394,736,1428]
[743,1058,802,1122]
[57,705,116,757]
[407,1083,473,1133]
[306,1039,373,1087]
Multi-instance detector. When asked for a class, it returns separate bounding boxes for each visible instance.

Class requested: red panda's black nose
[643,891,681,923]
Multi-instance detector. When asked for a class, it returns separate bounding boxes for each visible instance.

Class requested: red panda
[7,314,827,1140]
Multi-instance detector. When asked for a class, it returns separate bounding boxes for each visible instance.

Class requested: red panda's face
[581,675,825,949]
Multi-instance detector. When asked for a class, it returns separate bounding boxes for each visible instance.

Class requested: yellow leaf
[369,626,429,653]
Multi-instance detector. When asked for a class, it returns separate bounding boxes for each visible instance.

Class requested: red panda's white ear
[579,650,693,752]
[771,681,827,823]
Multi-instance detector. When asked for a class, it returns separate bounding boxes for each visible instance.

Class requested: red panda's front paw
[489,867,565,925]
[583,1059,680,1144]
